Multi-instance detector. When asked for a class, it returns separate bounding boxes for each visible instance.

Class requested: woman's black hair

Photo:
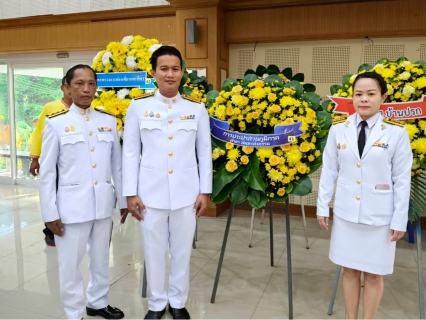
[353,72,387,96]
[150,46,183,71]
[65,64,97,85]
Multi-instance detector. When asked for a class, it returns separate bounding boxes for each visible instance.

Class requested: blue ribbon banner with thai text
[96,72,156,89]
[210,117,304,147]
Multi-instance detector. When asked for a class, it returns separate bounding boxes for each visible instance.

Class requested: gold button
[89,131,93,136]
[357,163,361,168]
[169,152,173,157]
[356,196,360,200]
[94,180,98,185]
[92,164,97,168]
[80,110,85,115]
[168,135,173,140]
[168,105,172,109]
[168,169,173,174]
[168,119,173,124]
[90,147,94,152]
[357,180,361,184]
[85,117,89,121]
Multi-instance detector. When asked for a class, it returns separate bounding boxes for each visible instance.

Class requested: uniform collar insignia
[180,114,195,120]
[98,127,113,132]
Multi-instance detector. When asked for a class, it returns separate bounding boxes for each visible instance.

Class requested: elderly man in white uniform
[122,46,212,319]
[40,65,128,320]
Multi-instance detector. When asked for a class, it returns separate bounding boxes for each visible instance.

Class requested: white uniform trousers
[140,205,196,311]
[55,218,112,319]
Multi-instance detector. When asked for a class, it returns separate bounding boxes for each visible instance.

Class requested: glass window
[0,63,11,178]
[13,68,63,180]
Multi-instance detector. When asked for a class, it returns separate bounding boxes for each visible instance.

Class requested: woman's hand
[317,216,329,231]
[390,229,405,242]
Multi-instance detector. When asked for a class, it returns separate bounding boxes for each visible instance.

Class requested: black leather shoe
[169,306,190,319]
[86,305,124,319]
[144,308,166,319]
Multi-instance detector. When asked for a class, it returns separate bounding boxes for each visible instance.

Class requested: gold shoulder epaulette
[94,107,116,117]
[134,92,155,100]
[332,118,346,125]
[47,109,69,118]
[383,117,405,127]
[182,95,202,104]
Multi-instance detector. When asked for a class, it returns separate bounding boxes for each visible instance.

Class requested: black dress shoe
[144,308,166,319]
[86,305,124,319]
[169,306,190,319]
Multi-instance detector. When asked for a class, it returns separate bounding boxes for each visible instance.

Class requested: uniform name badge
[98,127,113,132]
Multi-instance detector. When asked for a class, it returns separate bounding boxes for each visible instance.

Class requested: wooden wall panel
[185,18,208,59]
[225,0,426,43]
[0,16,176,54]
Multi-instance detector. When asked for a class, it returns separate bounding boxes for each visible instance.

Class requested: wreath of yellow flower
[208,65,332,207]
[327,57,426,177]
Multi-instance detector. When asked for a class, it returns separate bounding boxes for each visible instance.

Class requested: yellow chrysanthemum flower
[256,148,274,160]
[269,155,280,166]
[277,188,286,197]
[242,146,254,154]
[268,169,283,182]
[249,87,267,100]
[227,148,240,161]
[268,93,277,102]
[226,142,234,149]
[241,155,249,165]
[232,85,243,93]
[225,160,238,172]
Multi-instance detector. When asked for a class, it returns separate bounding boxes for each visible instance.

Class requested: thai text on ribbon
[210,117,305,147]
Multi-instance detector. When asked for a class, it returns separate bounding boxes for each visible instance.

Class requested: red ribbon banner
[329,95,426,120]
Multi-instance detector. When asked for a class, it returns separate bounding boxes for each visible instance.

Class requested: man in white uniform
[40,65,128,320]
[122,46,212,319]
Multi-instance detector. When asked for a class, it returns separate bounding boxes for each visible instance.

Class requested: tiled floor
[0,184,424,319]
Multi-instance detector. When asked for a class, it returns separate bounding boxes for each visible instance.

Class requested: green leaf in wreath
[211,176,242,204]
[358,64,373,73]
[206,90,219,108]
[222,78,238,92]
[264,74,283,87]
[284,80,304,97]
[376,58,389,65]
[272,194,288,203]
[330,85,342,95]
[292,73,304,82]
[246,125,260,134]
[244,69,256,76]
[397,56,409,64]
[180,72,189,88]
[247,189,269,209]
[179,86,192,95]
[243,73,258,86]
[229,179,249,204]
[303,92,320,110]
[256,65,268,77]
[321,100,331,112]
[109,57,116,66]
[315,136,328,154]
[267,64,280,75]
[212,137,226,149]
[286,182,294,194]
[316,110,332,130]
[212,162,245,197]
[282,67,293,79]
[207,84,214,92]
[317,129,328,139]
[292,175,312,196]
[242,154,266,192]
[303,83,316,93]
[415,60,426,68]
[341,74,352,87]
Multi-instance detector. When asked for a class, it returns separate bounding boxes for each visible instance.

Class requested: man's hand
[120,208,129,224]
[390,229,405,242]
[317,216,329,231]
[45,219,64,237]
[29,158,40,176]
[194,194,210,218]
[127,196,145,221]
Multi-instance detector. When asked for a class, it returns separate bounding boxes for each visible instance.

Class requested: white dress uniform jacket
[40,104,127,223]
[317,113,412,232]
[122,92,213,209]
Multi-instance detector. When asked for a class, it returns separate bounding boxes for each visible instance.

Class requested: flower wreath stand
[206,66,332,319]
[325,57,426,319]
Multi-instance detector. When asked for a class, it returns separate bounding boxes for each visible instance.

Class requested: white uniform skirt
[329,216,396,275]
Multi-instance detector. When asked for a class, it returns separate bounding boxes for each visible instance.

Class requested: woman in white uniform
[317,72,412,319]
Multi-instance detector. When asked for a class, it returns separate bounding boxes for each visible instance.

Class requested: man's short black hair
[65,65,97,85]
[150,46,183,71]
[61,76,66,86]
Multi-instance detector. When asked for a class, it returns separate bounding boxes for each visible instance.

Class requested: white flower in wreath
[102,51,113,66]
[117,88,130,100]
[403,85,415,97]
[93,51,103,63]
[149,44,162,53]
[125,56,138,70]
[399,71,411,81]
[121,35,134,45]
[400,60,411,68]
